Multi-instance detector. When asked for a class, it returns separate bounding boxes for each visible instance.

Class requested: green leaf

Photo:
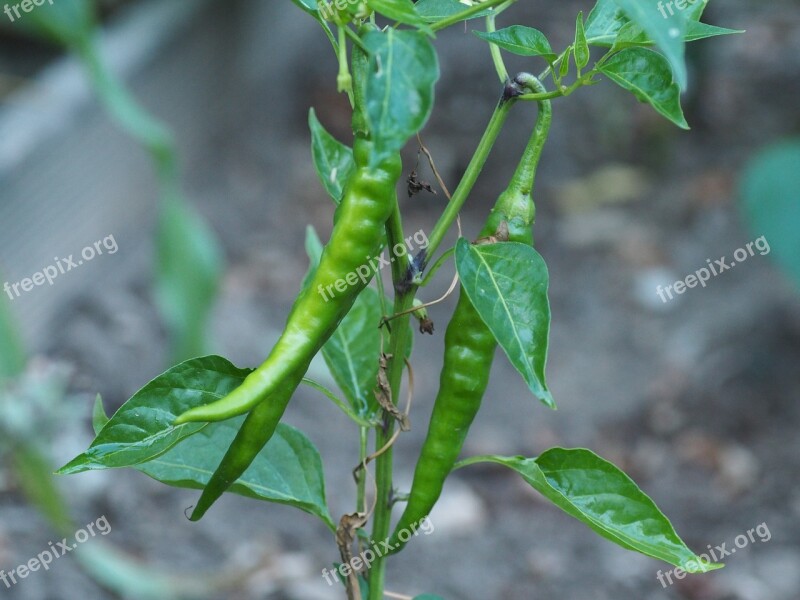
[560,47,572,78]
[473,26,556,62]
[598,47,688,129]
[738,139,800,288]
[12,0,94,48]
[58,356,250,475]
[613,0,687,89]
[309,109,356,204]
[610,20,647,50]
[684,0,710,22]
[134,420,335,529]
[291,0,319,11]
[0,291,26,381]
[302,224,326,292]
[684,21,744,42]
[368,0,431,31]
[455,240,553,408]
[610,20,649,51]
[155,197,223,363]
[92,395,109,436]
[363,29,440,168]
[574,12,590,70]
[470,449,724,573]
[585,0,627,46]
[353,572,370,596]
[586,0,726,47]
[322,286,383,416]
[613,20,742,49]
[414,0,493,22]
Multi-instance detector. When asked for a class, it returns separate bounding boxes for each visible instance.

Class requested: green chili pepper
[173,136,401,426]
[184,137,396,514]
[174,25,393,427]
[181,32,392,519]
[387,73,551,552]
[188,367,305,520]
[186,137,399,518]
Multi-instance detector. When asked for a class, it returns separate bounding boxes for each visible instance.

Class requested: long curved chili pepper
[387,73,552,553]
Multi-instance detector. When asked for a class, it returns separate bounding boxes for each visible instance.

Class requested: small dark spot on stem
[502,78,525,103]
[396,255,422,295]
[412,248,428,274]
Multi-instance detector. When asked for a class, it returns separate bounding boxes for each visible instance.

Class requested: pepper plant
[60,0,740,598]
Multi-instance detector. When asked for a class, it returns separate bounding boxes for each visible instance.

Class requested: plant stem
[424,94,515,260]
[517,89,569,101]
[337,26,355,106]
[500,74,552,199]
[344,25,369,53]
[301,378,375,428]
[453,454,500,470]
[538,48,568,81]
[486,12,508,83]
[374,257,390,316]
[369,202,415,600]
[418,247,455,287]
[358,426,368,513]
[518,66,600,103]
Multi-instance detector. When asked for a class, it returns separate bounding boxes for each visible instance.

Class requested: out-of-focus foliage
[0,292,26,380]
[11,0,224,364]
[739,139,800,289]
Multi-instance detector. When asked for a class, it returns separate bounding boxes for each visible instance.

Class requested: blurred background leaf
[0,291,26,381]
[12,0,224,364]
[155,196,223,362]
[738,139,800,289]
[12,0,95,48]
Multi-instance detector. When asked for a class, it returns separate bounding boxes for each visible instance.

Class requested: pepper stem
[337,25,354,106]
[490,73,552,227]
[424,90,515,261]
[368,202,415,600]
